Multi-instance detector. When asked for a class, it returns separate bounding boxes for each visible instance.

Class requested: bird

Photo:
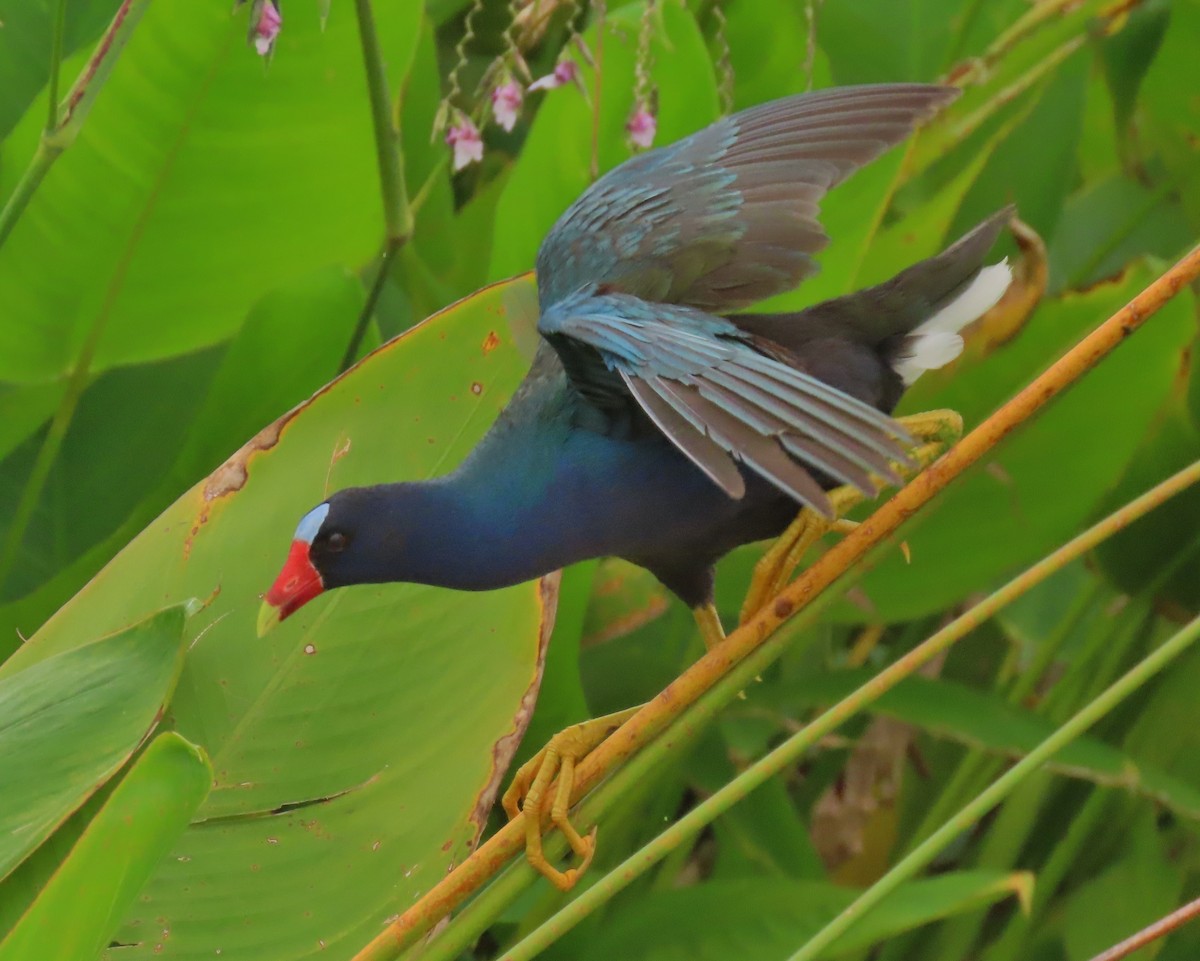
[258,82,1012,888]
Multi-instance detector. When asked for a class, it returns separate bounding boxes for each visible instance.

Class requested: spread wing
[540,290,912,516]
[536,84,957,313]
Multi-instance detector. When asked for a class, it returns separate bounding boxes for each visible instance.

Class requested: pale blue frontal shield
[294,503,330,545]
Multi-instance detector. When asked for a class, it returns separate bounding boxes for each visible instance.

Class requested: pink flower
[251,0,282,57]
[626,106,657,149]
[491,81,524,133]
[445,118,484,171]
[529,60,580,92]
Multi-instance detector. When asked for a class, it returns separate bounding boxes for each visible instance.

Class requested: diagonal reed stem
[786,610,1200,961]
[495,460,1200,961]
[1084,894,1200,961]
[351,243,1200,961]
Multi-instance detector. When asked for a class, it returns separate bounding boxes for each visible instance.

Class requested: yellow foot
[502,707,640,890]
[895,408,963,449]
[739,408,963,626]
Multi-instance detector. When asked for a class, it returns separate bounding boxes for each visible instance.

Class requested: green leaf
[169,266,366,483]
[0,0,422,383]
[709,774,827,882]
[0,0,119,140]
[1060,807,1183,961]
[0,603,187,882]
[0,268,368,660]
[754,146,908,312]
[0,348,222,603]
[0,381,64,464]
[765,669,1200,820]
[948,45,1089,246]
[1047,174,1193,293]
[0,732,210,961]
[1099,0,1170,135]
[1138,0,1200,230]
[515,560,595,772]
[720,0,823,111]
[7,277,554,960]
[568,872,1030,960]
[1125,640,1200,794]
[908,0,1114,177]
[819,0,971,83]
[1092,388,1200,614]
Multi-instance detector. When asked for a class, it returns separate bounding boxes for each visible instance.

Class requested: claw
[502,709,640,890]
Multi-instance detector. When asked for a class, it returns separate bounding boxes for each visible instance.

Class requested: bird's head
[257,481,502,635]
[257,496,357,636]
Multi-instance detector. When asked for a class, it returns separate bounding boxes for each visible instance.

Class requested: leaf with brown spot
[4,277,553,961]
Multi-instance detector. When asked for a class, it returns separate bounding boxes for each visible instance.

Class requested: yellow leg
[502,707,640,891]
[693,602,726,651]
[740,487,863,624]
[739,409,963,625]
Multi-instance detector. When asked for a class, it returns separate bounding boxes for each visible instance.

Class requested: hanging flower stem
[340,0,415,372]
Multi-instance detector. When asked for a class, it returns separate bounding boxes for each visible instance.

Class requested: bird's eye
[326,531,348,553]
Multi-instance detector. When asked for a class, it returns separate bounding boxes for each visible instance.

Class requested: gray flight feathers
[539,291,914,516]
[533,83,972,516]
[536,83,959,313]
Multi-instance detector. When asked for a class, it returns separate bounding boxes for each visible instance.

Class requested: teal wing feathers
[539,290,912,515]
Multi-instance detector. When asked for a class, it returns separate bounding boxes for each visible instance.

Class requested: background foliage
[0,0,1198,959]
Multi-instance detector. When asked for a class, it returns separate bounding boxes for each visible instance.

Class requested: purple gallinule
[259,83,1012,888]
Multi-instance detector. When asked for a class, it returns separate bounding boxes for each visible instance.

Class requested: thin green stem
[0,0,155,591]
[340,241,399,372]
[982,787,1113,961]
[0,359,92,592]
[0,142,59,250]
[354,0,412,244]
[47,0,69,132]
[911,575,1101,851]
[409,154,450,219]
[787,611,1200,961]
[344,0,413,371]
[487,463,1200,961]
[1005,576,1101,705]
[0,0,150,251]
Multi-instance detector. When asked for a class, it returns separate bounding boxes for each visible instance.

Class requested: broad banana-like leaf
[5,277,554,960]
[0,604,188,882]
[0,732,211,961]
